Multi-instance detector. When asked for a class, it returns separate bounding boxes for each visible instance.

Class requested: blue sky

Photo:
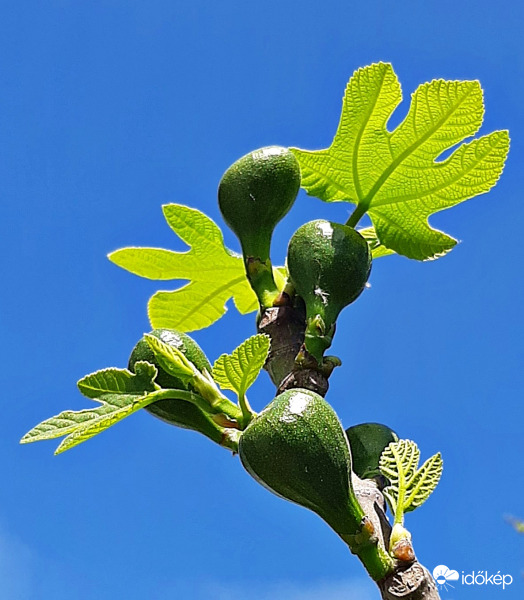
[1,1,523,598]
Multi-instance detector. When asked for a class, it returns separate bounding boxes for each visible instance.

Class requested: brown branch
[257,304,441,600]
[257,298,329,397]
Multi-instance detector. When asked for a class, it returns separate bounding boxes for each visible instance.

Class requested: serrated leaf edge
[212,334,270,398]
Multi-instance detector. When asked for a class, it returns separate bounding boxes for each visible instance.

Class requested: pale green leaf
[291,62,509,260]
[404,452,443,513]
[274,265,288,289]
[21,404,120,444]
[379,439,442,522]
[54,393,156,454]
[144,333,195,385]
[358,227,396,259]
[20,391,153,451]
[108,204,258,331]
[20,365,160,454]
[212,334,270,398]
[77,363,157,400]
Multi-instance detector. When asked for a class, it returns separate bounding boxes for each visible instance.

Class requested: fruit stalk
[245,256,281,310]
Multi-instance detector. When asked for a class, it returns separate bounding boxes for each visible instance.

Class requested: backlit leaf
[144,333,196,385]
[77,363,157,400]
[379,439,443,523]
[21,365,160,454]
[108,204,259,331]
[291,62,509,260]
[212,334,270,399]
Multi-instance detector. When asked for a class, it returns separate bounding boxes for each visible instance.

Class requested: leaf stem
[392,446,406,526]
[238,393,255,428]
[345,203,367,228]
[152,388,242,422]
[146,388,210,410]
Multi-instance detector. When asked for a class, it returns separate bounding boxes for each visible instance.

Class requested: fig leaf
[379,439,443,525]
[20,363,163,454]
[212,334,270,401]
[291,62,509,260]
[108,204,259,331]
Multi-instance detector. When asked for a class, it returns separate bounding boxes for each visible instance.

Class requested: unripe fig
[345,423,398,480]
[129,329,211,390]
[239,388,363,539]
[128,329,223,444]
[287,220,371,362]
[218,146,301,262]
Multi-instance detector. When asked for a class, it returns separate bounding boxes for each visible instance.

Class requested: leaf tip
[107,248,125,265]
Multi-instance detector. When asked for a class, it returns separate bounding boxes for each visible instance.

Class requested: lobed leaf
[21,365,159,454]
[212,334,271,399]
[77,363,157,400]
[54,394,156,454]
[20,391,156,453]
[379,439,442,521]
[108,204,259,331]
[291,62,509,260]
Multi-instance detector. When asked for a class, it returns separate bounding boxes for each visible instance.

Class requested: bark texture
[257,303,441,600]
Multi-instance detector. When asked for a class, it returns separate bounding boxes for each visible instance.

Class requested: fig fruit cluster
[218,145,372,364]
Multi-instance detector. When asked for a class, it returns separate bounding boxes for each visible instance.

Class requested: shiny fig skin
[218,146,301,262]
[128,329,223,443]
[287,220,371,361]
[239,388,363,538]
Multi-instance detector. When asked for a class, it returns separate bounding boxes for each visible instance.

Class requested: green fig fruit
[239,388,363,539]
[129,329,212,390]
[218,146,300,262]
[218,146,301,309]
[128,329,224,444]
[345,423,398,481]
[287,219,371,362]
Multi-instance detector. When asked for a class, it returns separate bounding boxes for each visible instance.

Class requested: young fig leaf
[291,62,509,260]
[144,333,197,386]
[20,365,165,454]
[212,334,270,400]
[379,439,443,525]
[358,227,395,259]
[142,333,242,420]
[77,363,157,400]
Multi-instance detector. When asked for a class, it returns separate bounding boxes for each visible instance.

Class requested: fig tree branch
[258,304,441,600]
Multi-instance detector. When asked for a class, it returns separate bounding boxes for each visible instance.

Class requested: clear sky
[1,1,523,599]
